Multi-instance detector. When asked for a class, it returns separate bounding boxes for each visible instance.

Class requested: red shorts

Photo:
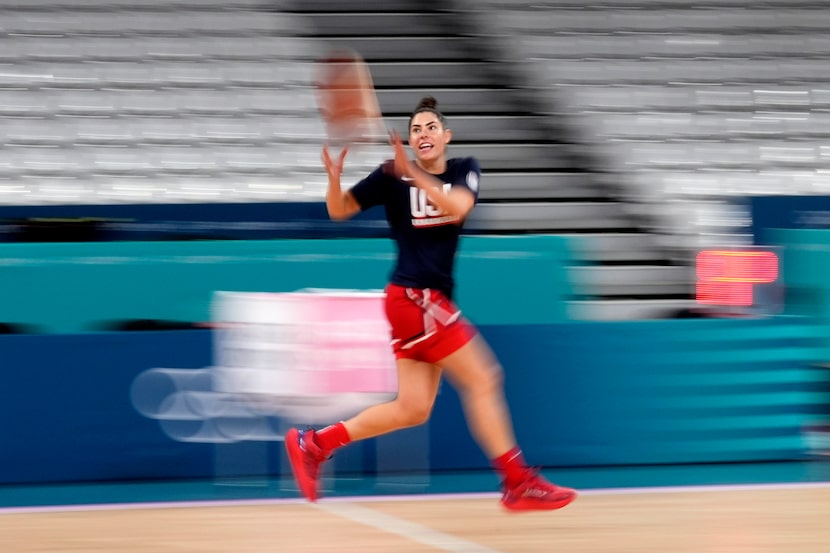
[384,283,476,365]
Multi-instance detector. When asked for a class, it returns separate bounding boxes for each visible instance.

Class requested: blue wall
[1,316,825,485]
[0,331,215,483]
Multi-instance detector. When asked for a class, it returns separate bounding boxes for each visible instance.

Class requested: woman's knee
[471,364,504,395]
[394,397,433,427]
[442,337,504,392]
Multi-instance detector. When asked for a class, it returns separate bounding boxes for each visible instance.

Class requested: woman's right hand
[322,144,349,178]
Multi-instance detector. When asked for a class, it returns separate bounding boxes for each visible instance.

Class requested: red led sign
[696,250,779,307]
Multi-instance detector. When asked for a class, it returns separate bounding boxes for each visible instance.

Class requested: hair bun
[416,96,438,110]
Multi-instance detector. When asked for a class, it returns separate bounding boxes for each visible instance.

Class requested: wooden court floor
[1,484,828,553]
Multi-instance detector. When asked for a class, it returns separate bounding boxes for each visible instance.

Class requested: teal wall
[0,235,575,333]
[775,229,830,322]
[771,228,830,363]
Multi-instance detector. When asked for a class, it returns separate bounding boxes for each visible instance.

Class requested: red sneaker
[285,428,329,502]
[500,469,577,512]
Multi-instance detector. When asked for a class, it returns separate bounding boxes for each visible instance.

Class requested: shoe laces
[299,430,328,470]
[300,429,331,459]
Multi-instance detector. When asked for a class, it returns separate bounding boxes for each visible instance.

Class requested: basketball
[314,49,384,144]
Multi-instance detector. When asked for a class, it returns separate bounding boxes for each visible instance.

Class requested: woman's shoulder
[448,157,481,171]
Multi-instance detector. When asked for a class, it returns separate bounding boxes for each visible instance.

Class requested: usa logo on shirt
[409,183,459,227]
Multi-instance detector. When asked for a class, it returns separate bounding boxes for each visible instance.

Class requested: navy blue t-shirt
[349,157,481,299]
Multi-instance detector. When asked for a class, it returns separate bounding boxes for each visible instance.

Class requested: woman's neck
[416,158,447,175]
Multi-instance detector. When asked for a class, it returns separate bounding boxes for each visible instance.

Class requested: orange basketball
[315,49,384,144]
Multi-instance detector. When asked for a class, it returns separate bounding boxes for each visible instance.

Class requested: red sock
[313,422,351,453]
[492,446,529,487]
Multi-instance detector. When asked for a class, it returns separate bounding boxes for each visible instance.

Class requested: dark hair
[409,96,447,129]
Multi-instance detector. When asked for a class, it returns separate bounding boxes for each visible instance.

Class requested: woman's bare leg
[342,358,442,441]
[438,334,517,458]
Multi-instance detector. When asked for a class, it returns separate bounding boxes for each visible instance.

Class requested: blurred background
[1,0,830,522]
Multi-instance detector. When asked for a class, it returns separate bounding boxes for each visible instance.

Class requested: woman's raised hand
[322,144,349,178]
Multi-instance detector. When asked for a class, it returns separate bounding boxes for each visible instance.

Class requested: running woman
[285,96,577,512]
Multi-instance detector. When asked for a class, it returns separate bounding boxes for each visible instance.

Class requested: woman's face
[409,111,451,165]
